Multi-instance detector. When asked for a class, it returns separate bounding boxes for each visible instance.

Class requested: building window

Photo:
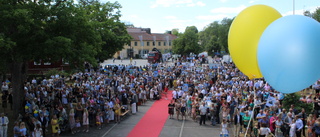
[164,42,166,46]
[128,42,131,46]
[158,42,161,46]
[147,42,150,46]
[169,42,171,46]
[134,42,137,46]
[34,61,41,65]
[62,58,69,65]
[153,42,155,46]
[44,62,51,65]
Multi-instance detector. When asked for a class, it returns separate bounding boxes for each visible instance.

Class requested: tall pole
[293,0,295,15]
[139,35,143,58]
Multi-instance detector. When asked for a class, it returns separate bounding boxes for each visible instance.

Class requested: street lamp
[139,35,144,58]
[293,0,295,15]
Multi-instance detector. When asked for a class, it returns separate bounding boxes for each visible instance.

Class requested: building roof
[127,28,177,41]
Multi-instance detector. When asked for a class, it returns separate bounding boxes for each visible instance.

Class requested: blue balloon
[258,15,320,94]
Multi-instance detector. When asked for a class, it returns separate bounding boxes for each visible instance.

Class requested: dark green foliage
[282,93,313,114]
[172,26,201,55]
[198,18,233,55]
[0,0,130,118]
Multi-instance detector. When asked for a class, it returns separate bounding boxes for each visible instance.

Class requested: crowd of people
[165,57,320,137]
[2,55,320,137]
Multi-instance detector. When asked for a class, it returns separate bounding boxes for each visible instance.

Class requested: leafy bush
[282,93,313,114]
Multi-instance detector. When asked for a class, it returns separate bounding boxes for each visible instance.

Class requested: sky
[103,0,320,33]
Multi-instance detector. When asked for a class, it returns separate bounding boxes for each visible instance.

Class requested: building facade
[114,27,177,59]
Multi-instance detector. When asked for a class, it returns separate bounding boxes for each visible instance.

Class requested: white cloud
[219,0,228,3]
[282,6,318,16]
[151,0,205,8]
[196,14,230,21]
[164,16,177,19]
[211,5,247,14]
[196,1,205,7]
[249,0,255,4]
[130,15,139,19]
[187,3,196,7]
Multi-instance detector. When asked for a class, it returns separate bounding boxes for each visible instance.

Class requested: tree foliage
[198,18,233,55]
[0,0,130,118]
[305,7,320,22]
[282,93,313,114]
[172,26,201,55]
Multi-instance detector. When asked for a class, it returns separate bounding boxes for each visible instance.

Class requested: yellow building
[114,27,177,59]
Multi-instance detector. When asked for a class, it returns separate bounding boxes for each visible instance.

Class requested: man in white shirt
[172,89,178,99]
[0,113,9,137]
[1,83,8,95]
[199,102,207,126]
[295,116,303,137]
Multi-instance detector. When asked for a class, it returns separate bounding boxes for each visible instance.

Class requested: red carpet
[127,91,172,137]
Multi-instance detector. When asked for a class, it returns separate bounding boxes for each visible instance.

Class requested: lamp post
[293,0,295,15]
[139,35,143,58]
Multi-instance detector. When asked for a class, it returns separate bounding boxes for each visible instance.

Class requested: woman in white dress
[69,109,76,134]
[221,119,229,136]
[82,108,89,132]
[290,119,296,137]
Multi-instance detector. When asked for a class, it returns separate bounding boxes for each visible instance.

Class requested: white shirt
[295,118,304,131]
[199,105,207,115]
[259,127,270,135]
[1,84,8,91]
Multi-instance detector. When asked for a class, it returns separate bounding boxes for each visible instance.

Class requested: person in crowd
[75,117,81,133]
[168,99,175,119]
[0,113,9,137]
[69,108,76,134]
[269,113,277,135]
[13,121,21,137]
[243,111,252,135]
[259,123,271,137]
[181,99,187,120]
[175,99,182,120]
[297,108,307,137]
[51,115,60,137]
[33,124,43,137]
[199,102,207,125]
[290,119,297,137]
[295,116,304,137]
[314,118,320,137]
[221,119,229,136]
[114,102,121,123]
[234,110,243,137]
[82,108,89,132]
[275,115,284,137]
[38,112,47,137]
[19,122,27,137]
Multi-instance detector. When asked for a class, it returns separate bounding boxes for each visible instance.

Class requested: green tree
[171,28,180,36]
[282,93,313,114]
[172,26,201,55]
[0,0,129,118]
[198,17,233,56]
[79,1,131,62]
[305,7,320,22]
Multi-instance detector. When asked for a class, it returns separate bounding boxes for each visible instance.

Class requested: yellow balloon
[228,5,282,79]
